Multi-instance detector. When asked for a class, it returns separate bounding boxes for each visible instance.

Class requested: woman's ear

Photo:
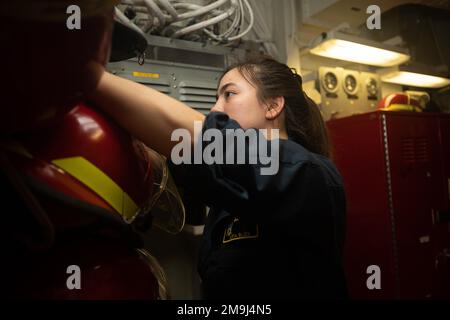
[265,96,285,120]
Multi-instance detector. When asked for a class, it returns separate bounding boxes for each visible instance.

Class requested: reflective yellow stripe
[385,104,422,112]
[52,156,138,221]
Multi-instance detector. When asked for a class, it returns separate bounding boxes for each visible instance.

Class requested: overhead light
[309,31,410,67]
[379,64,450,89]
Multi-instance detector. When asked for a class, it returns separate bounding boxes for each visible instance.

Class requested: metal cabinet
[327,111,450,299]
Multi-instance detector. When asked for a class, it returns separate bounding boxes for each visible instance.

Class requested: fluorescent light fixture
[381,71,450,89]
[379,64,450,89]
[309,32,410,67]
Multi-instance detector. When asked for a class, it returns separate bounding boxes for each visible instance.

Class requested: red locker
[327,111,450,299]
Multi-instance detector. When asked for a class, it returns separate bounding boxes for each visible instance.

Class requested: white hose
[226,0,253,41]
[172,3,225,17]
[120,0,228,21]
[227,0,242,36]
[157,0,178,20]
[203,1,240,41]
[203,0,253,42]
[172,3,237,38]
[216,0,241,37]
[176,0,230,21]
[237,0,245,35]
[143,11,156,32]
[220,0,241,36]
[144,0,166,26]
[119,0,254,43]
[120,0,141,5]
[129,6,151,14]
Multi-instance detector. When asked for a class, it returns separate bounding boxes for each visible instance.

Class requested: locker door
[385,112,438,298]
[436,115,450,213]
[328,112,396,299]
[432,115,450,298]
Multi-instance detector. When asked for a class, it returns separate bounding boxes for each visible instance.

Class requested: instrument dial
[344,74,358,95]
[366,77,378,97]
[322,72,338,93]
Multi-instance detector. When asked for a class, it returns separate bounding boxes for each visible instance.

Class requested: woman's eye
[225,91,236,98]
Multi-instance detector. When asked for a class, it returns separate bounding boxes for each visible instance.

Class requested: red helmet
[2,103,184,233]
[3,103,182,299]
[378,92,422,112]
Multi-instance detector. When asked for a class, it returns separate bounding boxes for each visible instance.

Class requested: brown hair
[221,56,330,157]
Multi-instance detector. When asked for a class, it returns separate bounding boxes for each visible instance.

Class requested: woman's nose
[211,101,224,113]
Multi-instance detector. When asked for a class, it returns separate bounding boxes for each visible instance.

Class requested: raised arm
[89,69,205,157]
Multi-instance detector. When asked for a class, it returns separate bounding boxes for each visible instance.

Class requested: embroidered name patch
[222,217,259,244]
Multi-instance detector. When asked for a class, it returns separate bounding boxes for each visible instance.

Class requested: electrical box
[107,35,249,115]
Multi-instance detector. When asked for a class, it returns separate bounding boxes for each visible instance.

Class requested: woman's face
[212,68,268,129]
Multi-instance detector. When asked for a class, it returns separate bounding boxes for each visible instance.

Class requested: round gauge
[366,77,378,97]
[322,72,338,93]
[343,74,358,95]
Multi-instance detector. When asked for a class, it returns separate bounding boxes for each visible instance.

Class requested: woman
[88,56,347,299]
